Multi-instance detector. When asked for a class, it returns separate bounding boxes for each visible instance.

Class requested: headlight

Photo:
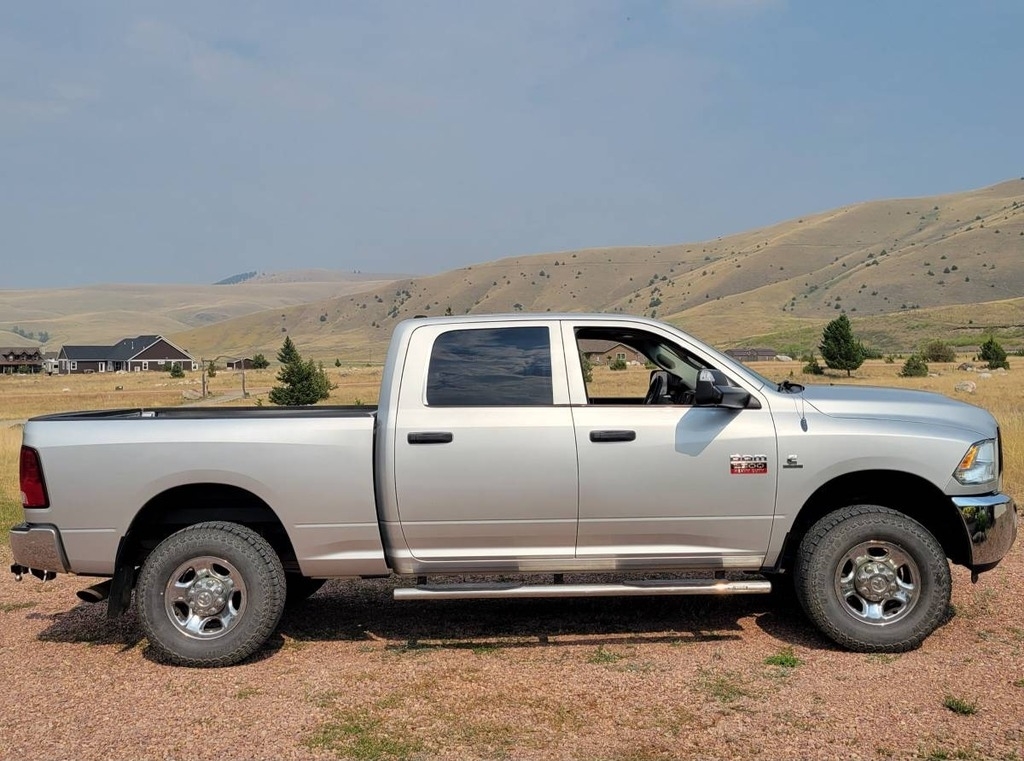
[954,439,997,485]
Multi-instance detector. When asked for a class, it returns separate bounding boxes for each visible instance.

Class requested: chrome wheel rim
[164,555,247,640]
[834,541,919,626]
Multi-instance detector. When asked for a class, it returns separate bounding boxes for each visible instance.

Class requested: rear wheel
[795,505,950,652]
[136,521,286,667]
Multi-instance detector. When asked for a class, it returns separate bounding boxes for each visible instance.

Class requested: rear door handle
[408,432,454,444]
[589,430,636,443]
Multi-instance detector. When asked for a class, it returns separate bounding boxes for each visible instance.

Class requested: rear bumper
[953,493,1018,571]
[9,523,69,576]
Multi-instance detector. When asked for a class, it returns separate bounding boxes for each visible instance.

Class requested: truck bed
[21,405,387,578]
[30,405,378,421]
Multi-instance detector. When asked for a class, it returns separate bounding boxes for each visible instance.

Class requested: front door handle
[408,432,454,444]
[589,430,636,443]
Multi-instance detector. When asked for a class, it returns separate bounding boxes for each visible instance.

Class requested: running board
[394,578,771,601]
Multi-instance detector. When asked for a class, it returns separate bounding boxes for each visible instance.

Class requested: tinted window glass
[427,327,553,406]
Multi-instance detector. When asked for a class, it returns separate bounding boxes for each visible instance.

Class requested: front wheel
[795,505,950,652]
[136,521,286,667]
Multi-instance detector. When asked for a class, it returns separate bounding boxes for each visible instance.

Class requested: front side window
[427,327,552,406]
[575,327,725,405]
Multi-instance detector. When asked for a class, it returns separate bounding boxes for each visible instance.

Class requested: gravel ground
[2,542,1023,761]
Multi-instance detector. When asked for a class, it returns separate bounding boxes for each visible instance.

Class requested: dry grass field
[1,361,1022,760]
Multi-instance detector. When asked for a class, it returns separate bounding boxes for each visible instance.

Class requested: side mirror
[694,369,751,410]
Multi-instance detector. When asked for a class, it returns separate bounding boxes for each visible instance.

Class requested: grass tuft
[764,647,802,668]
[868,652,900,664]
[942,695,978,716]
[304,710,422,761]
[588,645,625,664]
[1,600,37,613]
[697,668,749,704]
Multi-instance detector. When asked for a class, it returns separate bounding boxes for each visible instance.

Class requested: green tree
[250,353,269,369]
[609,357,628,371]
[169,363,185,378]
[206,359,217,378]
[579,352,594,383]
[269,338,335,405]
[819,314,865,376]
[802,354,824,375]
[922,340,956,363]
[277,335,301,365]
[979,336,1009,370]
[899,355,929,377]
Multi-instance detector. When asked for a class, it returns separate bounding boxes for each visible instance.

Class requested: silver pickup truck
[10,314,1017,666]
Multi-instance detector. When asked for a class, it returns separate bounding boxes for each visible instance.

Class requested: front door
[566,322,777,568]
[571,404,777,567]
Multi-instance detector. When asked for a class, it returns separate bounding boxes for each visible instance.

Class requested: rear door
[392,321,579,566]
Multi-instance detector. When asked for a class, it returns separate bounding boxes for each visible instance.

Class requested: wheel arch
[117,483,298,575]
[777,470,969,571]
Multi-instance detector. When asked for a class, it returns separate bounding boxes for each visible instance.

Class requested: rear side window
[427,327,552,406]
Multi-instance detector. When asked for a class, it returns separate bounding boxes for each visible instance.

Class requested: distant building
[578,339,646,365]
[226,358,255,370]
[43,351,59,375]
[0,347,44,374]
[725,347,778,362]
[57,335,198,374]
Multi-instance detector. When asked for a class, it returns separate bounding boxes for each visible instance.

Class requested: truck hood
[799,385,995,438]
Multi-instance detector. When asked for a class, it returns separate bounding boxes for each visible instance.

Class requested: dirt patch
[2,542,1023,761]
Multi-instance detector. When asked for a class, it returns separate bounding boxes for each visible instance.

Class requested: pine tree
[269,338,335,405]
[899,355,929,377]
[979,336,1009,370]
[579,352,593,383]
[819,314,865,376]
[277,336,300,365]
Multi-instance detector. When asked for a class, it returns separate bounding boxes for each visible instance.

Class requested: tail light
[20,446,50,508]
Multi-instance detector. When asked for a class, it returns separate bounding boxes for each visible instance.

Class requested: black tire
[136,521,286,667]
[795,505,950,652]
[285,574,327,607]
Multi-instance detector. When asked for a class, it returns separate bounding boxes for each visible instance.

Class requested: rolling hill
[3,180,1022,362]
[0,272,405,351]
[169,179,1024,361]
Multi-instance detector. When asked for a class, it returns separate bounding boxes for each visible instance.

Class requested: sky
[2,1,1022,289]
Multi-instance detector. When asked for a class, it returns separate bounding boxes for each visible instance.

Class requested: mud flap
[107,562,136,619]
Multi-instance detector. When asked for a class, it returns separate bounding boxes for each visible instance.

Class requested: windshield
[734,361,776,388]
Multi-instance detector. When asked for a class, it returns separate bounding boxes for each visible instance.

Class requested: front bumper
[9,523,69,578]
[953,493,1018,571]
